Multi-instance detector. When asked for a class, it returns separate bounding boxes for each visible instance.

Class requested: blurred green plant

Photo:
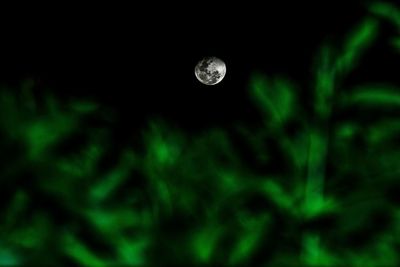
[1,2,400,267]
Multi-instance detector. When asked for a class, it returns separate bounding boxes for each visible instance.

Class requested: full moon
[195,57,226,85]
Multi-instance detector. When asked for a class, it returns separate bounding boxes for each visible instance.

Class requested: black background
[0,1,393,131]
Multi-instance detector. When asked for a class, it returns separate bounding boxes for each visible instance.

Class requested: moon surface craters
[195,57,226,85]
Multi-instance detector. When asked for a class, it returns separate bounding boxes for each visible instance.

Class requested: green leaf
[370,2,400,27]
[63,233,106,267]
[344,85,400,107]
[315,46,336,117]
[250,74,295,127]
[335,18,379,75]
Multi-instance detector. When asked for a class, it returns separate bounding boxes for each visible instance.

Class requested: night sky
[0,1,383,131]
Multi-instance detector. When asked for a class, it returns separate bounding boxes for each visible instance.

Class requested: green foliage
[370,1,400,27]
[1,2,400,266]
[335,18,379,76]
[344,85,400,107]
[315,46,336,118]
[250,74,296,127]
